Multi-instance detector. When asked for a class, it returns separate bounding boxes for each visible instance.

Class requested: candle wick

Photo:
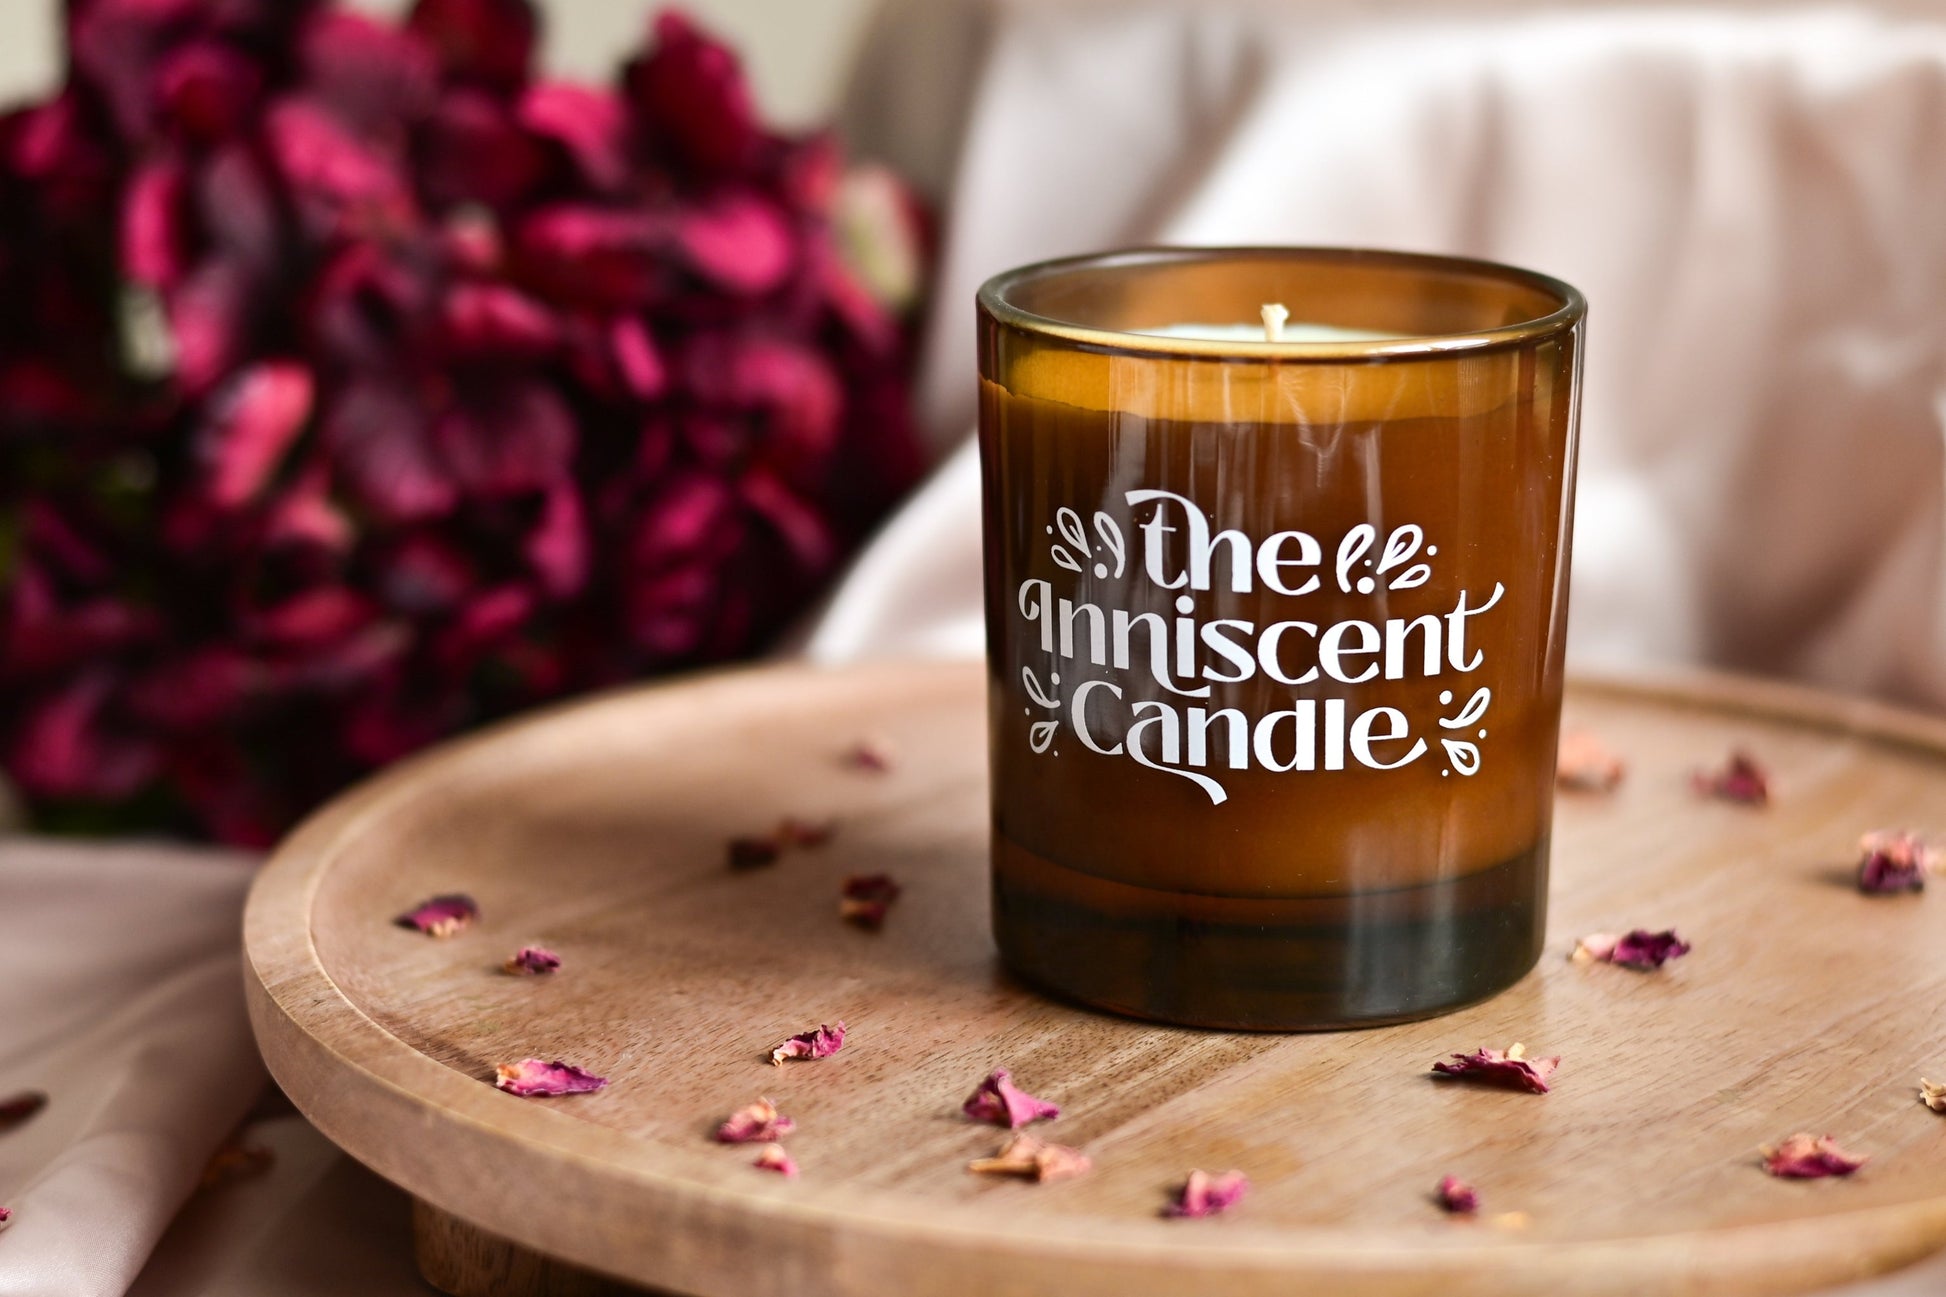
[1260,303,1289,343]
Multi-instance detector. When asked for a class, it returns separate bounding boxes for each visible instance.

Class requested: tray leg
[413,1198,657,1297]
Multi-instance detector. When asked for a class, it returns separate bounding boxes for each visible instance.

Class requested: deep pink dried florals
[1572,929,1691,970]
[1432,1044,1560,1095]
[728,817,835,868]
[0,1205,11,1228]
[200,1141,275,1190]
[1164,1169,1248,1219]
[1761,1133,1867,1179]
[396,893,478,937]
[840,873,901,930]
[968,1133,1092,1183]
[716,1097,794,1144]
[962,1069,1060,1129]
[1555,730,1624,793]
[0,1091,47,1134]
[0,0,928,847]
[753,1144,798,1177]
[503,945,560,974]
[1435,1175,1480,1214]
[769,1021,845,1065]
[1857,830,1937,895]
[1693,750,1770,806]
[842,736,893,773]
[494,1058,608,1097]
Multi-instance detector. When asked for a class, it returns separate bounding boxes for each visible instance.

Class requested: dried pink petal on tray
[0,1206,11,1228]
[1432,1044,1560,1094]
[968,1133,1092,1183]
[1164,1169,1248,1218]
[1571,929,1691,970]
[1761,1133,1867,1179]
[770,1021,846,1065]
[0,1091,47,1134]
[1692,750,1770,805]
[503,946,561,975]
[1555,730,1624,792]
[1856,830,1936,895]
[962,1069,1059,1128]
[494,1059,609,1097]
[843,737,894,772]
[716,1097,795,1144]
[840,874,901,930]
[1435,1175,1480,1214]
[753,1144,798,1177]
[396,893,478,937]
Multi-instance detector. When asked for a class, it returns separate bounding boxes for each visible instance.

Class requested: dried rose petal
[1435,1175,1480,1214]
[1164,1169,1248,1219]
[968,1133,1092,1183]
[503,946,561,975]
[843,737,894,773]
[716,1096,795,1144]
[753,1144,798,1177]
[778,817,834,849]
[0,1091,48,1134]
[840,874,901,931]
[1693,750,1770,806]
[200,1141,275,1190]
[1857,830,1936,895]
[0,1206,11,1228]
[494,1059,609,1097]
[1921,1079,1946,1113]
[396,894,479,937]
[769,1022,845,1065]
[1571,929,1691,970]
[727,835,781,870]
[1761,1133,1867,1179]
[1431,1043,1560,1095]
[962,1069,1060,1129]
[1556,730,1625,793]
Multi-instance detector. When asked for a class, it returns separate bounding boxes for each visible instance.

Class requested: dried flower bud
[1693,751,1770,806]
[1164,1169,1248,1218]
[1571,929,1691,970]
[396,894,479,937]
[0,1091,48,1134]
[1435,1175,1480,1214]
[0,1206,11,1228]
[962,1069,1060,1128]
[716,1097,795,1144]
[1431,1043,1560,1095]
[494,1059,609,1097]
[1761,1133,1867,1179]
[770,1021,845,1065]
[842,737,894,773]
[200,1141,275,1190]
[840,874,901,930]
[503,945,561,975]
[968,1133,1092,1183]
[1555,730,1624,793]
[753,1144,798,1177]
[1920,1079,1946,1113]
[1857,830,1936,895]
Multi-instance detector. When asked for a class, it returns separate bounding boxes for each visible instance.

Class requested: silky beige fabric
[821,0,1946,719]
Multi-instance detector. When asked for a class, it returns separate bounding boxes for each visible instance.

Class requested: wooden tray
[243,662,1946,1297]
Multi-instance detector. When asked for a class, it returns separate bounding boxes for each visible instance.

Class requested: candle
[977,248,1586,1030]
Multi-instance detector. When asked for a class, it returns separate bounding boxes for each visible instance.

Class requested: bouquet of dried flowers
[0,0,929,844]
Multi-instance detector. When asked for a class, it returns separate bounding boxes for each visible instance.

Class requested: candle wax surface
[1133,321,1402,343]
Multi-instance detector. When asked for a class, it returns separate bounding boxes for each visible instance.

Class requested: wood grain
[244,661,1946,1297]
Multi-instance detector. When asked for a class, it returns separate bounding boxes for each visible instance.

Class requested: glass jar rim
[977,246,1586,361]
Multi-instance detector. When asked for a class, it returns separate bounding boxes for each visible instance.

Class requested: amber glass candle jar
[978,247,1586,1030]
